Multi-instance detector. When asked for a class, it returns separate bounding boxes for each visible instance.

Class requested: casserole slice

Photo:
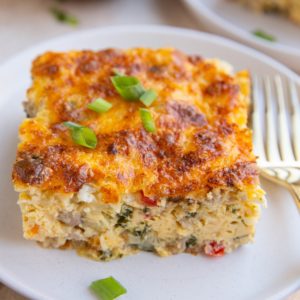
[12,48,265,260]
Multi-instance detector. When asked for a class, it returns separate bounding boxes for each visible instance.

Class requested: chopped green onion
[87,98,112,113]
[111,75,145,101]
[90,276,127,300]
[50,7,78,26]
[252,29,276,42]
[140,89,157,107]
[139,108,156,133]
[63,121,97,149]
[63,121,82,129]
[112,68,125,76]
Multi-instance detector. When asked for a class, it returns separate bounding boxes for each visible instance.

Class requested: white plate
[0,25,300,300]
[182,0,300,73]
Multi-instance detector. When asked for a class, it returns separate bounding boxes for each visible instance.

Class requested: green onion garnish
[50,7,78,26]
[139,108,156,133]
[63,121,97,149]
[140,89,157,107]
[112,68,125,76]
[87,98,112,113]
[111,75,145,101]
[252,29,276,42]
[90,276,127,300]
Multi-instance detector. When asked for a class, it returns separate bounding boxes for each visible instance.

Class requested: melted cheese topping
[13,48,258,202]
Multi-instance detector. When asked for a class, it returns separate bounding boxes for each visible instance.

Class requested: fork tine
[274,76,295,161]
[264,76,281,162]
[258,77,300,213]
[288,80,300,161]
[264,76,290,179]
[252,76,266,163]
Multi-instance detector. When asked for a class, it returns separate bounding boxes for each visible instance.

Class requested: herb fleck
[186,235,197,248]
[143,207,150,214]
[253,29,276,42]
[227,205,240,214]
[233,234,249,241]
[50,7,78,26]
[98,250,113,261]
[115,205,133,228]
[186,212,197,218]
[238,216,248,227]
[132,223,150,240]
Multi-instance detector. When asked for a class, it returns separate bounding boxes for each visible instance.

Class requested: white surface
[0,25,300,300]
[0,0,197,65]
[182,0,300,73]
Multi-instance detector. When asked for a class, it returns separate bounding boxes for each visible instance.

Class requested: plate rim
[0,24,300,300]
[182,0,300,56]
[0,25,299,82]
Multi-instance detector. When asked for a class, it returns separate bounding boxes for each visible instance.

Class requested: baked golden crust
[12,48,257,202]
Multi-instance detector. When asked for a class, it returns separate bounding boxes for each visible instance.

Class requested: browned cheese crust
[12,48,257,202]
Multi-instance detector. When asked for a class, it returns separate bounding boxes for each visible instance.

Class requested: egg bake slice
[12,48,265,261]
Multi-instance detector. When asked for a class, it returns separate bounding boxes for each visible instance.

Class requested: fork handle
[289,184,300,212]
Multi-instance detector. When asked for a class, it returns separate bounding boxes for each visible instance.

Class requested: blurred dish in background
[182,0,300,73]
[235,0,300,25]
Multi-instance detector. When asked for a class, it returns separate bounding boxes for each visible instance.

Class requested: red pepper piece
[204,241,225,257]
[141,191,157,206]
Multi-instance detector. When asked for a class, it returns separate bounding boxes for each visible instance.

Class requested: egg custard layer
[12,48,265,260]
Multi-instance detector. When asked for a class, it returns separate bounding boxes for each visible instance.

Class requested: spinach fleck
[186,235,197,248]
[132,223,150,240]
[98,250,113,261]
[186,212,197,218]
[115,205,133,228]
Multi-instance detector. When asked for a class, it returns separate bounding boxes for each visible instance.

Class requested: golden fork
[252,75,300,212]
